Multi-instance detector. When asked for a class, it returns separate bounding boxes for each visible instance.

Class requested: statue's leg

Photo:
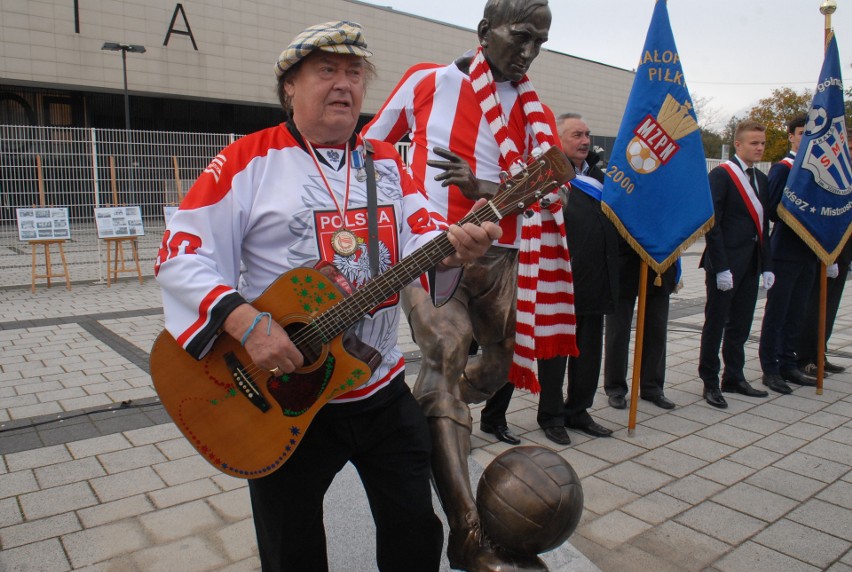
[403,284,476,528]
[403,283,502,569]
[406,250,542,571]
[461,248,518,404]
[453,249,551,570]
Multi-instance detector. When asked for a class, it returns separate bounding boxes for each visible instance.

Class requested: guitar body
[150,266,380,479]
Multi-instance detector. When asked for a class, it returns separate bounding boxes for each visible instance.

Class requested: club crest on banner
[625,95,699,174]
[801,113,852,196]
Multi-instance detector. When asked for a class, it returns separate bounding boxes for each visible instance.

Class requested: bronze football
[476,446,584,555]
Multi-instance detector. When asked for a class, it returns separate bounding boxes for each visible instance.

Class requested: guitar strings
[240,160,553,381]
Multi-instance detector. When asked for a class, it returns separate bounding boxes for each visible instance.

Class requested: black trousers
[798,261,850,364]
[480,380,514,427]
[604,292,670,399]
[698,266,760,388]
[247,378,443,572]
[758,258,816,374]
[536,355,568,429]
[559,313,604,427]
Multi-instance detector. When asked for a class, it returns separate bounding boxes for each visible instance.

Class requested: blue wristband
[240,312,272,346]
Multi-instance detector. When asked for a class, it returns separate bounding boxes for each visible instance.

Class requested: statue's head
[477,0,551,83]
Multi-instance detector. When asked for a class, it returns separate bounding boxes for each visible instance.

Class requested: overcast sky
[361,0,852,130]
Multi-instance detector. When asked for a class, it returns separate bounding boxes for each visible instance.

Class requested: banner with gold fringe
[601,0,713,280]
[778,32,852,264]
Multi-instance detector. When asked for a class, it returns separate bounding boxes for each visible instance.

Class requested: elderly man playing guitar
[152,21,505,572]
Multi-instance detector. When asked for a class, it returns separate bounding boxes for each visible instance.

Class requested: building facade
[0,0,633,140]
[0,0,634,287]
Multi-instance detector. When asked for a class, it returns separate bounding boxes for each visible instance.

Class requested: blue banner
[601,0,713,275]
[778,33,852,264]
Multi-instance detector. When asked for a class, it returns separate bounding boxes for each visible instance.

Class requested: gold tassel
[654,274,662,286]
[601,204,715,276]
[777,204,851,265]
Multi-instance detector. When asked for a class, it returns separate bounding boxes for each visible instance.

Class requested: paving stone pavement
[0,239,851,571]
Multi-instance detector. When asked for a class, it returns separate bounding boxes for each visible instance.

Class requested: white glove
[827,263,839,279]
[716,270,733,291]
[762,271,775,290]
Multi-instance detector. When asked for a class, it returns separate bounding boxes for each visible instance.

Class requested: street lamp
[101,42,146,130]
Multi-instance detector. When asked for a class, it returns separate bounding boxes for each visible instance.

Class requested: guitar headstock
[489,146,576,219]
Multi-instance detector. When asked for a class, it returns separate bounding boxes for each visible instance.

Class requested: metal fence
[0,124,762,290]
[0,125,238,288]
[706,158,772,174]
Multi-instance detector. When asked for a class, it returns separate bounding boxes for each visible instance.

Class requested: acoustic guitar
[150,146,574,478]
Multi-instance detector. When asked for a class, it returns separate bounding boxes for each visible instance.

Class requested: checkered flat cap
[274,21,372,79]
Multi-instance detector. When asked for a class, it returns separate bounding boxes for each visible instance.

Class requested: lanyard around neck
[306,140,351,228]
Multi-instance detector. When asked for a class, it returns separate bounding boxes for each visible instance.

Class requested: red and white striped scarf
[468,47,578,393]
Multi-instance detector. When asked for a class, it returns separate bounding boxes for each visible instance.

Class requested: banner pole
[817,265,827,394]
[815,0,835,396]
[628,261,649,435]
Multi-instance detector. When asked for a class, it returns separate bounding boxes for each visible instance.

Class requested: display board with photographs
[16,208,71,241]
[94,206,145,238]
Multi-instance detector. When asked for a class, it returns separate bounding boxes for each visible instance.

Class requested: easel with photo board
[27,155,72,293]
[100,156,144,287]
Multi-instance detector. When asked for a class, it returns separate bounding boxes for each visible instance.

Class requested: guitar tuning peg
[499,171,510,182]
[523,209,535,219]
[540,197,552,208]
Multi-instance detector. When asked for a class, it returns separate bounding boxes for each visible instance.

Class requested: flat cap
[274,20,372,79]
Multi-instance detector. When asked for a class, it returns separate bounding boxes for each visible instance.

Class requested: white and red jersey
[362,61,558,248]
[154,123,453,403]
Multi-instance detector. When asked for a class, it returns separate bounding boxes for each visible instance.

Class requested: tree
[692,93,728,159]
[722,115,741,149]
[700,129,724,160]
[692,93,724,132]
[746,87,812,162]
[709,115,743,161]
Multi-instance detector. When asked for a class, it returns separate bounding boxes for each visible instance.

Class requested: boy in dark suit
[698,120,773,408]
[758,115,818,393]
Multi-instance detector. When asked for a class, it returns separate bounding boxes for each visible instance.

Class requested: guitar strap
[364,140,380,278]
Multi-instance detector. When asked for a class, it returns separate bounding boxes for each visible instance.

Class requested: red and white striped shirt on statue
[362,61,558,248]
[363,58,577,392]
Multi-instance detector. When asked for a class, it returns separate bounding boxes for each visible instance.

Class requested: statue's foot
[447,527,504,572]
[447,518,547,571]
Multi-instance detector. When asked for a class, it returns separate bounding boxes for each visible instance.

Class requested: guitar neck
[303,145,572,343]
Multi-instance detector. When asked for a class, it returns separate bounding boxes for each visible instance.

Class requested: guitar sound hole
[284,321,324,366]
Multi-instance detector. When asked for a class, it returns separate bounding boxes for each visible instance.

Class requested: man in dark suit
[536,113,617,444]
[604,243,678,411]
[758,115,818,394]
[698,120,774,408]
